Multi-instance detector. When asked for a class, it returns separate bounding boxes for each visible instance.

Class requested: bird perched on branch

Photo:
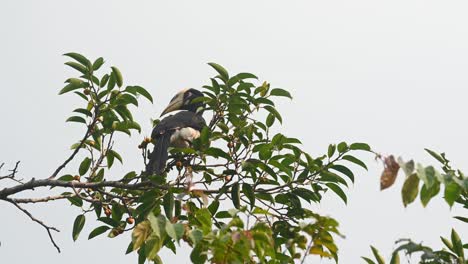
[146,89,206,175]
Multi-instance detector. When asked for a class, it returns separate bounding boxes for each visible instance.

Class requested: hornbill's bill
[146,88,206,175]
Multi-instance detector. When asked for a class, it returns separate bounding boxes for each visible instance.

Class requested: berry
[104,209,112,217]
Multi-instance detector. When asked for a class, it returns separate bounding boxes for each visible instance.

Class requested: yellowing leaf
[132,220,152,251]
[402,173,420,207]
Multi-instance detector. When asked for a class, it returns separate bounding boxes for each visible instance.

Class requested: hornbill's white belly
[170,127,200,148]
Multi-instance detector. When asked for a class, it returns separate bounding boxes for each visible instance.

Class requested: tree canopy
[0,53,466,264]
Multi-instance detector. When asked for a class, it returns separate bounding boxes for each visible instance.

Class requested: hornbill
[146,88,206,175]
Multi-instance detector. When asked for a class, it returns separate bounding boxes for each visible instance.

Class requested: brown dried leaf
[380,155,400,190]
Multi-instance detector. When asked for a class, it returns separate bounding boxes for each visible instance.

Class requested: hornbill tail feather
[146,132,172,175]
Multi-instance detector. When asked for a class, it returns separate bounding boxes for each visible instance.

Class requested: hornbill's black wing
[146,111,206,175]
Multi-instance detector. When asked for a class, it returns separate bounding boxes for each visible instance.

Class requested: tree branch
[11,194,76,204]
[6,198,61,252]
[0,177,221,200]
[0,161,23,183]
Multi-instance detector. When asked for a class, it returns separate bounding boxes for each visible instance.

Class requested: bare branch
[6,199,61,252]
[11,194,76,204]
[0,161,23,183]
[0,178,220,200]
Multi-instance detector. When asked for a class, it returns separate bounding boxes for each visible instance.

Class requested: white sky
[1,1,467,263]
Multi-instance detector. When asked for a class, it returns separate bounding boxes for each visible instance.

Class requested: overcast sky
[1,1,467,263]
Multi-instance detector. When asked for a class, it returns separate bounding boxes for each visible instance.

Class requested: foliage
[0,53,375,263]
[365,150,467,264]
[3,52,463,264]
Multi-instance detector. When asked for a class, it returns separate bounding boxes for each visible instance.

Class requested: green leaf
[173,223,184,241]
[264,105,282,124]
[188,229,203,245]
[326,183,347,204]
[390,252,400,264]
[419,182,440,207]
[208,62,229,81]
[191,243,207,264]
[320,171,348,187]
[64,52,91,68]
[93,57,105,71]
[72,214,86,241]
[328,144,336,158]
[73,108,92,117]
[454,216,468,223]
[109,149,122,164]
[292,188,319,203]
[163,192,175,219]
[342,155,368,170]
[79,157,92,176]
[402,173,420,207]
[107,151,115,168]
[337,142,348,153]
[59,83,86,95]
[349,142,371,151]
[204,147,232,161]
[57,174,74,182]
[444,182,461,207]
[66,116,87,124]
[118,94,138,106]
[441,236,454,253]
[126,86,153,103]
[100,74,110,88]
[361,257,377,264]
[148,214,166,239]
[98,217,119,227]
[242,183,255,208]
[424,148,445,164]
[67,195,83,207]
[269,88,292,99]
[107,73,116,90]
[88,226,111,240]
[235,72,258,80]
[195,208,212,234]
[231,182,241,209]
[215,211,231,218]
[266,113,275,127]
[111,66,123,87]
[331,164,354,183]
[451,229,464,258]
[165,221,177,241]
[370,246,385,264]
[208,200,219,215]
[199,126,210,147]
[65,61,88,74]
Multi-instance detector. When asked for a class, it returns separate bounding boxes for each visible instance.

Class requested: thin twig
[0,161,23,183]
[301,238,315,264]
[6,199,61,252]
